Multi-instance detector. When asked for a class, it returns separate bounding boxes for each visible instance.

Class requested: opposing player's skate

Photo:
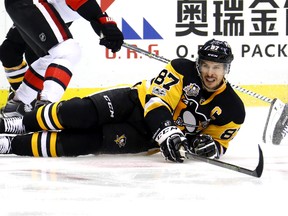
[1,99,34,117]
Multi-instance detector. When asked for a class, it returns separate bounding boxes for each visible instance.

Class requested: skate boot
[34,100,52,109]
[272,103,288,145]
[1,99,34,117]
[262,98,285,144]
[0,116,26,134]
[0,136,12,154]
[7,87,16,101]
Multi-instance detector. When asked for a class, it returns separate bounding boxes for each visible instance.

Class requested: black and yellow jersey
[135,58,245,151]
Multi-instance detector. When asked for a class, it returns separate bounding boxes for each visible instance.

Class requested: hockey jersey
[46,0,103,23]
[45,0,81,23]
[135,58,246,151]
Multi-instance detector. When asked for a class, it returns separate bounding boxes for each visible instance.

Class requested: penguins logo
[114,134,127,148]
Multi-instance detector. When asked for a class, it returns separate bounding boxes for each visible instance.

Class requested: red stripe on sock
[45,64,72,89]
[24,68,44,91]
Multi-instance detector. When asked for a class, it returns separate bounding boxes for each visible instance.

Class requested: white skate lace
[0,137,11,153]
[281,119,288,138]
[4,117,26,134]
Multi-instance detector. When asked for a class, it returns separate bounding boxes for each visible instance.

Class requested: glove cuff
[98,16,117,25]
[154,126,183,145]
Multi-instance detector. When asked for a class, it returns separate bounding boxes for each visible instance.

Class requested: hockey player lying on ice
[0,39,245,162]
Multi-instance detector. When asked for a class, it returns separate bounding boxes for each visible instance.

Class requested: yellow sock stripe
[31,133,40,157]
[7,76,24,83]
[4,60,27,71]
[51,102,64,129]
[50,132,58,157]
[36,106,48,130]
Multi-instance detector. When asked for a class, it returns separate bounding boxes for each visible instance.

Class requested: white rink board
[0,0,288,89]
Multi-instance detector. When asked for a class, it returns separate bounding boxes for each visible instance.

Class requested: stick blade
[253,144,264,177]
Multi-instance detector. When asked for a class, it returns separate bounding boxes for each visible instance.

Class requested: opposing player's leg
[0,26,28,117]
[0,25,29,91]
[3,0,78,117]
[263,98,287,145]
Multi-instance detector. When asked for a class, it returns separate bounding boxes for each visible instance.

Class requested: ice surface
[1,107,287,216]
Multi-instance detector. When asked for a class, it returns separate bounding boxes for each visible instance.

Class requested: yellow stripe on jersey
[50,132,58,157]
[201,121,241,149]
[31,132,40,157]
[36,106,48,130]
[51,102,64,130]
[201,80,226,105]
[144,97,171,116]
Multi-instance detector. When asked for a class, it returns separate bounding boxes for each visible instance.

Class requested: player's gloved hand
[187,134,219,159]
[154,123,187,163]
[91,13,123,53]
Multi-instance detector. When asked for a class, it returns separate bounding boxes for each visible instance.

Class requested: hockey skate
[7,87,16,101]
[1,99,34,117]
[35,100,52,109]
[263,98,287,144]
[0,135,12,154]
[0,116,26,134]
[272,103,288,145]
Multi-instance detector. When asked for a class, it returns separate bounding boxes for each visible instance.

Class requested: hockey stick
[122,42,275,104]
[185,144,264,178]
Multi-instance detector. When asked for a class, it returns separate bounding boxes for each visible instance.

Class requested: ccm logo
[103,95,114,118]
[155,126,178,143]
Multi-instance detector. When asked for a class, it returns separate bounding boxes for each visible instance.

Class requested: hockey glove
[188,134,219,159]
[90,13,124,53]
[154,124,187,163]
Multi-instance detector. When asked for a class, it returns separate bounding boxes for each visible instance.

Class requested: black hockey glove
[90,13,124,53]
[187,134,219,159]
[154,123,187,163]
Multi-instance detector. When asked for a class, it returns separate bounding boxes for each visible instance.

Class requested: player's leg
[100,122,159,154]
[0,97,96,134]
[0,25,28,93]
[3,0,79,117]
[0,88,139,134]
[0,129,102,156]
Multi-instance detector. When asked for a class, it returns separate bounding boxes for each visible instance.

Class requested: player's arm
[66,0,123,53]
[195,122,242,158]
[143,63,187,162]
[66,0,103,20]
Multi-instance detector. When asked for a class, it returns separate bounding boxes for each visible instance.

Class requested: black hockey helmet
[198,39,234,64]
[197,39,234,75]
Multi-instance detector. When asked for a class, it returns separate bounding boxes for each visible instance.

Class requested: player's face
[199,60,225,91]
